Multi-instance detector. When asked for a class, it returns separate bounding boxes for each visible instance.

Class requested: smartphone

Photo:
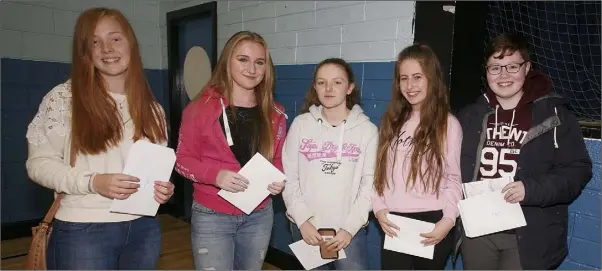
[317,228,338,260]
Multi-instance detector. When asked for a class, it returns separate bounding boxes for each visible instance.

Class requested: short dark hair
[486,32,531,62]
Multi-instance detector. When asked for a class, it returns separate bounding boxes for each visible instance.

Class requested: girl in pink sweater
[372,44,463,270]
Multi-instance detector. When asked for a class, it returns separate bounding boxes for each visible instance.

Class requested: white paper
[289,240,347,270]
[383,214,436,259]
[458,190,527,238]
[217,153,286,214]
[462,177,512,198]
[110,140,176,216]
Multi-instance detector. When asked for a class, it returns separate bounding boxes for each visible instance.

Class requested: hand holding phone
[299,221,322,246]
[318,228,338,260]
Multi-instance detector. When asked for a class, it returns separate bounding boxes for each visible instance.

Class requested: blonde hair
[202,31,276,161]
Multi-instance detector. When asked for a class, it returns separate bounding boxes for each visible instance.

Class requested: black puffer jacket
[453,72,593,269]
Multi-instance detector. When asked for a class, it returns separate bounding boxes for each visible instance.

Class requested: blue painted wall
[1,58,168,224]
[1,58,599,269]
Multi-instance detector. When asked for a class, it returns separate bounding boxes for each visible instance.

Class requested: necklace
[113,97,130,124]
[115,97,127,110]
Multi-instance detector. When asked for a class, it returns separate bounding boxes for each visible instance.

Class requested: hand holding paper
[267,181,285,195]
[109,140,176,217]
[324,230,352,252]
[462,177,512,198]
[153,180,175,204]
[458,190,527,238]
[501,180,525,203]
[419,217,454,246]
[375,209,400,237]
[216,170,249,193]
[218,153,286,214]
[383,214,436,259]
[92,173,141,200]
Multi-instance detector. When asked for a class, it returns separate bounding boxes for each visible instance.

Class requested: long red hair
[70,8,166,155]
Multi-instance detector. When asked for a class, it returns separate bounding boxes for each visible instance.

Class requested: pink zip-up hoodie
[372,112,463,223]
[175,86,288,215]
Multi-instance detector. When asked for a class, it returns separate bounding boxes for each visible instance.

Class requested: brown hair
[300,58,361,113]
[70,8,166,155]
[374,44,450,197]
[486,32,531,61]
[202,31,276,162]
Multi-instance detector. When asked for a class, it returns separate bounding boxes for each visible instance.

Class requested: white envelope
[110,140,176,216]
[458,190,527,238]
[289,240,347,270]
[217,153,286,214]
[462,177,512,198]
[383,214,436,259]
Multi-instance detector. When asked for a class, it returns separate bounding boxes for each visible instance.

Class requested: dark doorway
[165,1,217,221]
[413,1,456,89]
[448,1,489,113]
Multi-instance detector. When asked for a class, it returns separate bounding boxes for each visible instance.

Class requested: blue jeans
[190,200,274,270]
[47,216,161,270]
[290,222,369,270]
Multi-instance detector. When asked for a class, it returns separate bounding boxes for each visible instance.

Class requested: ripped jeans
[190,200,273,270]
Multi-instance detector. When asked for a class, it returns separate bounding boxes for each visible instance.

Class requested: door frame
[164,1,217,219]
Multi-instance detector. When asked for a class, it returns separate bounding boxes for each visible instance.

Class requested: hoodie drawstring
[507,109,516,145]
[220,98,234,146]
[553,107,559,149]
[317,119,323,138]
[494,105,499,136]
[337,120,347,162]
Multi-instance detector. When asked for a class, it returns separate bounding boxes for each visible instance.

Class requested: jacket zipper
[471,110,494,182]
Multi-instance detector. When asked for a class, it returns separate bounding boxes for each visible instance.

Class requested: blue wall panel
[0,58,168,224]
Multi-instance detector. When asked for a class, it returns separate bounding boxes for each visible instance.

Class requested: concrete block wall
[1,0,168,224]
[1,0,165,69]
[211,0,415,64]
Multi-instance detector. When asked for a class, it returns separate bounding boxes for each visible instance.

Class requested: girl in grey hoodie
[282,58,378,270]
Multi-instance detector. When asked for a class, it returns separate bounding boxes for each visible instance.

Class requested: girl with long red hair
[25,8,174,269]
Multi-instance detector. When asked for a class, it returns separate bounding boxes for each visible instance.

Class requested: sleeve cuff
[77,170,96,194]
[442,205,459,226]
[290,205,313,227]
[203,166,221,185]
[341,217,364,237]
[372,199,388,214]
[88,173,98,193]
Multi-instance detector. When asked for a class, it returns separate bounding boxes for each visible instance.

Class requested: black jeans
[381,210,454,270]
